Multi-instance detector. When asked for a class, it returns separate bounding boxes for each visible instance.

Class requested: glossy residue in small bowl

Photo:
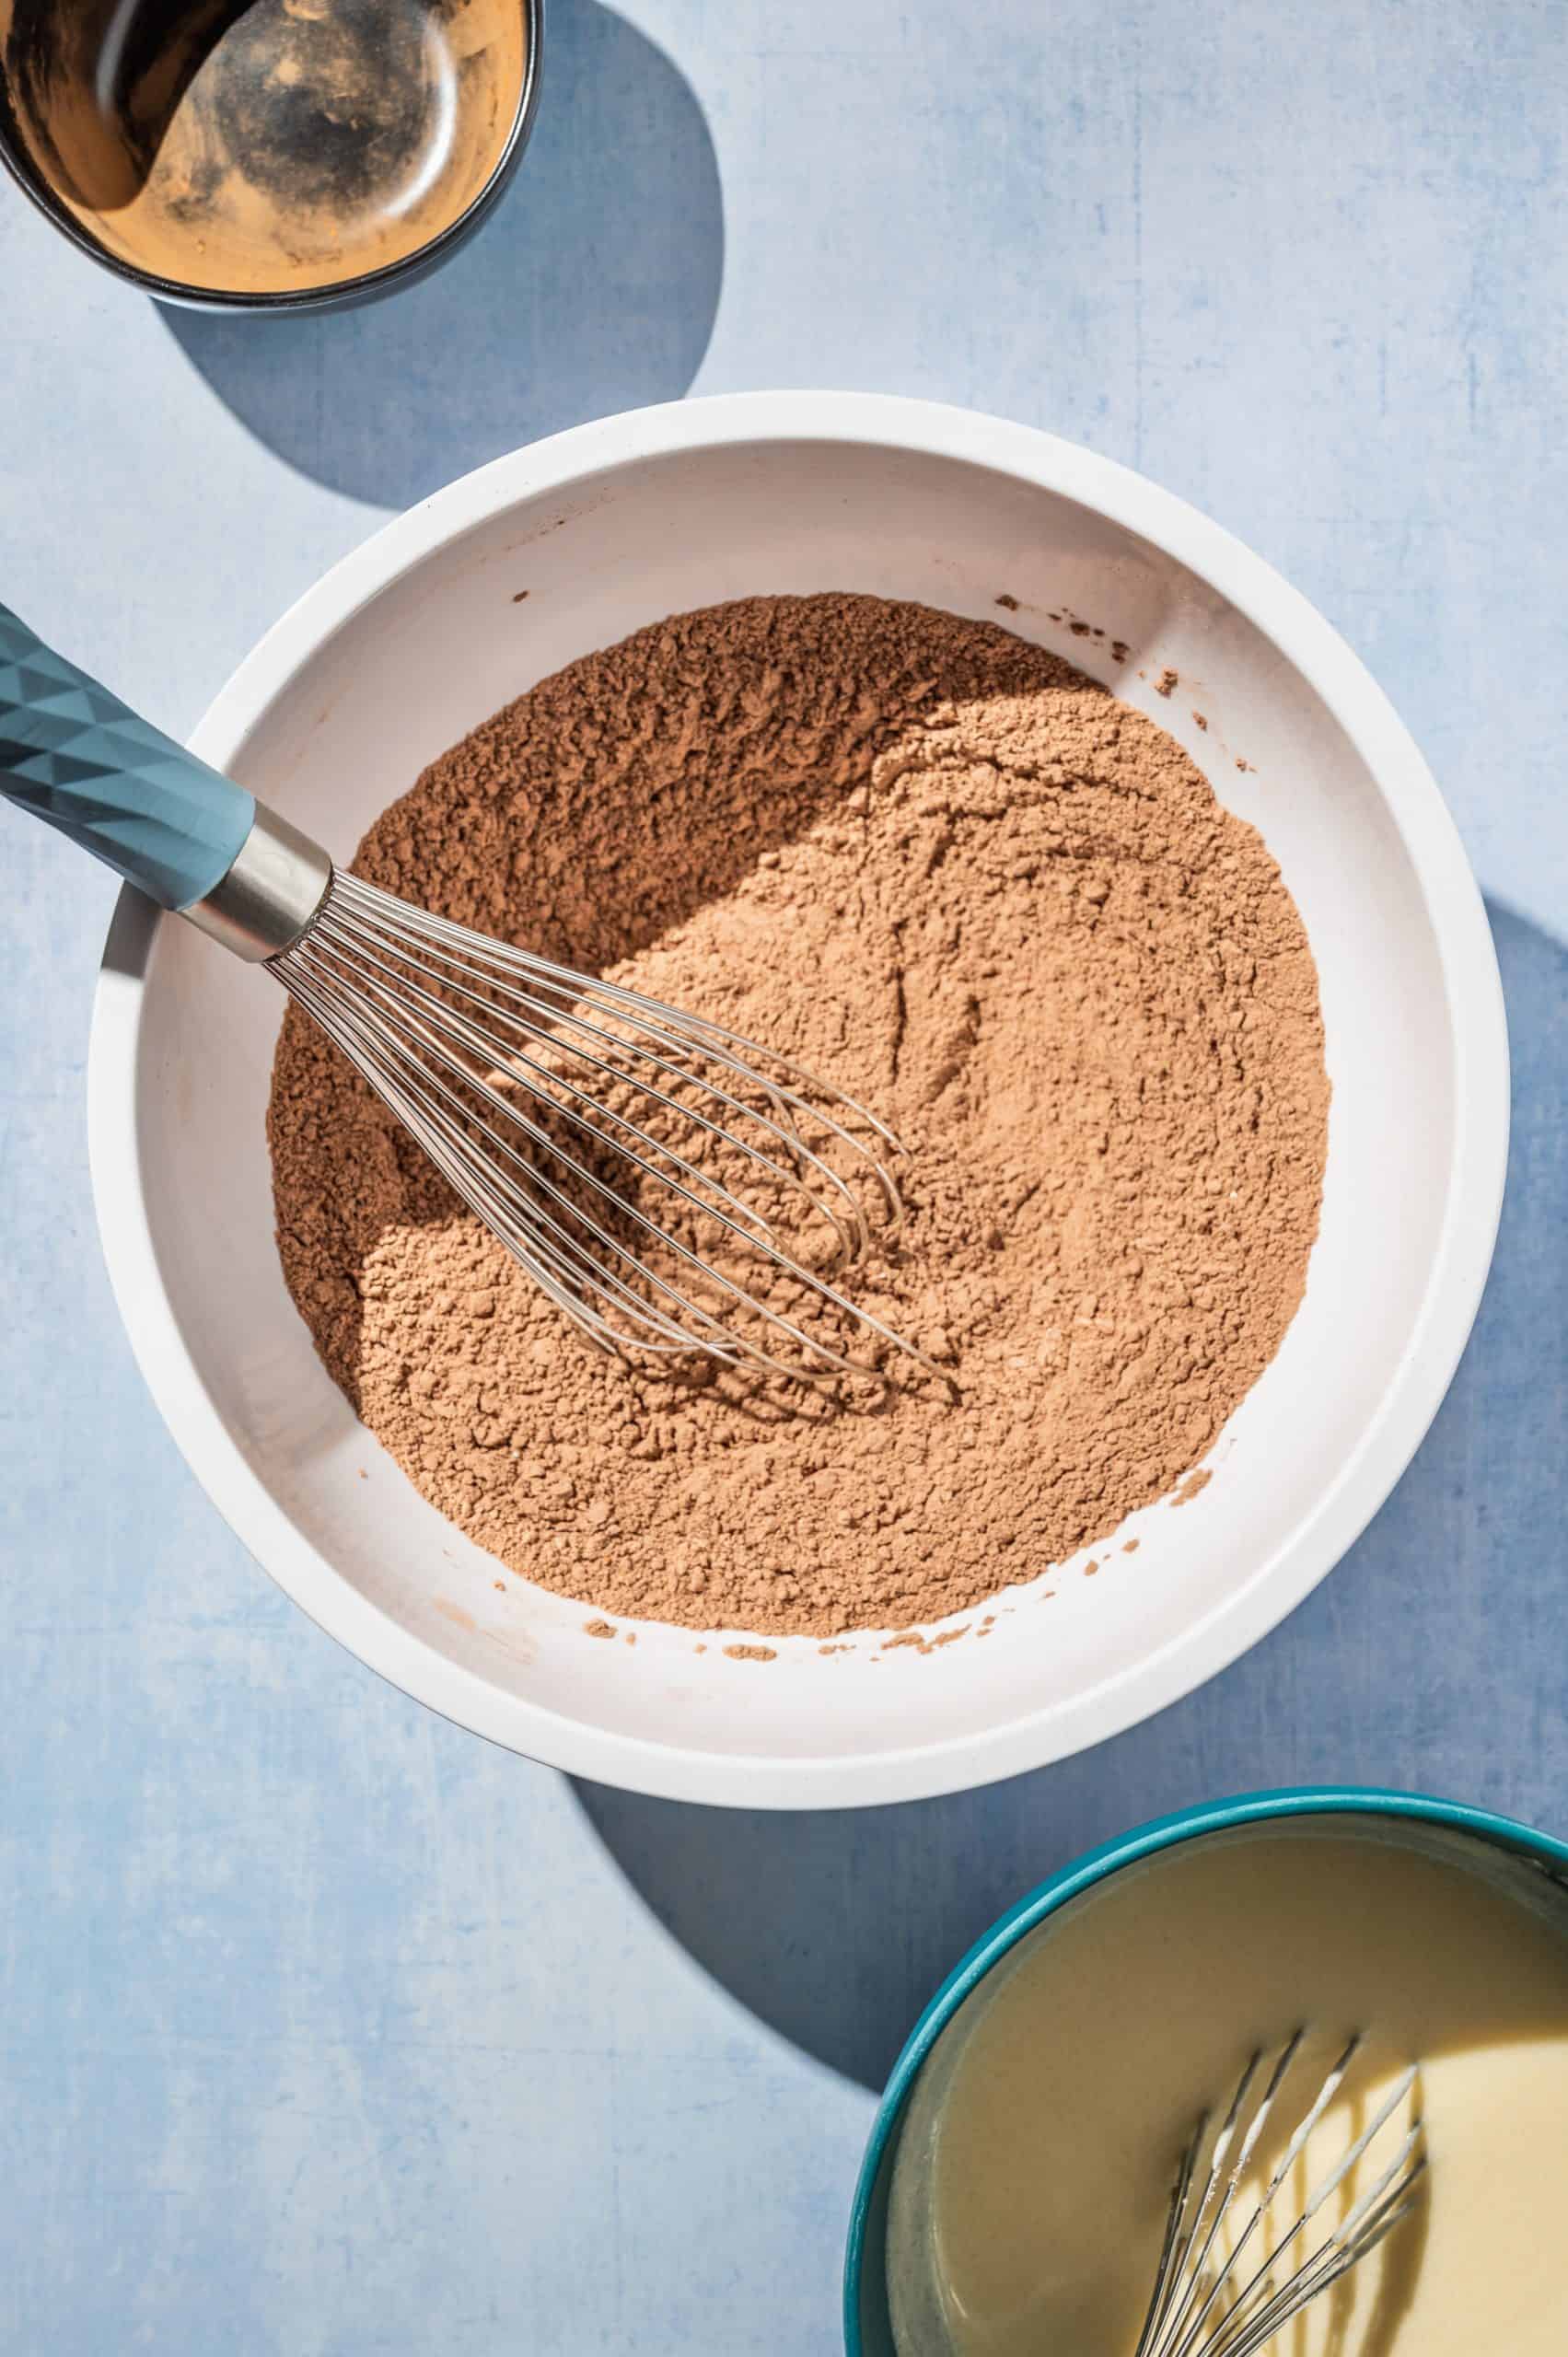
[0,0,541,310]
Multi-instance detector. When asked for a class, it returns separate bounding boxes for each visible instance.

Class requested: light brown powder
[267,594,1328,1637]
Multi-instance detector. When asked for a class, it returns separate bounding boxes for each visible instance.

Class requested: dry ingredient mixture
[268,594,1329,1637]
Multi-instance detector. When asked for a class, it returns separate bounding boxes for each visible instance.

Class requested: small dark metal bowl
[0,0,543,314]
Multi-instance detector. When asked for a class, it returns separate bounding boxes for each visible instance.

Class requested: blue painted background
[1,4,1563,2350]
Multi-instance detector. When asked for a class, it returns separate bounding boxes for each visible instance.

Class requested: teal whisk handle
[0,602,331,959]
[0,601,255,910]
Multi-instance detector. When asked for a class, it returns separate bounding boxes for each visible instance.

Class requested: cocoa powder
[267,594,1329,1637]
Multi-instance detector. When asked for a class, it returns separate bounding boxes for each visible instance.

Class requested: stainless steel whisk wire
[1134,2031,1426,2357]
[0,601,931,1384]
[273,871,926,1382]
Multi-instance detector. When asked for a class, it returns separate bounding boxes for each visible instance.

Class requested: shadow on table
[161,0,724,508]
[573,901,1567,2092]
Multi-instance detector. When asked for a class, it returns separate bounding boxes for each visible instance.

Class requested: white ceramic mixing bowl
[87,392,1507,1807]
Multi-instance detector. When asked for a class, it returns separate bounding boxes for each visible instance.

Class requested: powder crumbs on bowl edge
[881,1626,970,1656]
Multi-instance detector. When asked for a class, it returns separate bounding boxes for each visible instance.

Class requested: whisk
[0,605,921,1381]
[1134,2030,1426,2357]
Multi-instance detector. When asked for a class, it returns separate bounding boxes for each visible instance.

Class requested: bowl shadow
[571,900,1568,2092]
[160,0,724,507]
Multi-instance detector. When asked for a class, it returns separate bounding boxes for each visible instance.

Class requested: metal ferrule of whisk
[1,603,924,1382]
[1133,2030,1427,2357]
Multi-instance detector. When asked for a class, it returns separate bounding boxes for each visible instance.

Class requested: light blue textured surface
[0,5,1563,2351]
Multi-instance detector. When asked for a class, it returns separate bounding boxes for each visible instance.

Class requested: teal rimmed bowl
[843,1784,1568,2354]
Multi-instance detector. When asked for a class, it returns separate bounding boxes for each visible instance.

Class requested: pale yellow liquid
[886,1819,1568,2353]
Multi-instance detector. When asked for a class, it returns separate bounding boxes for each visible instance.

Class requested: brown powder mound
[267,594,1329,1636]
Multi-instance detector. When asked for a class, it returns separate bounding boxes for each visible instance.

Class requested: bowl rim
[0,0,544,313]
[842,1783,1568,2353]
[86,390,1510,1808]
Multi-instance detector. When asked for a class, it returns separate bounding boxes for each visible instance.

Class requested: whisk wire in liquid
[1135,2030,1426,2357]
